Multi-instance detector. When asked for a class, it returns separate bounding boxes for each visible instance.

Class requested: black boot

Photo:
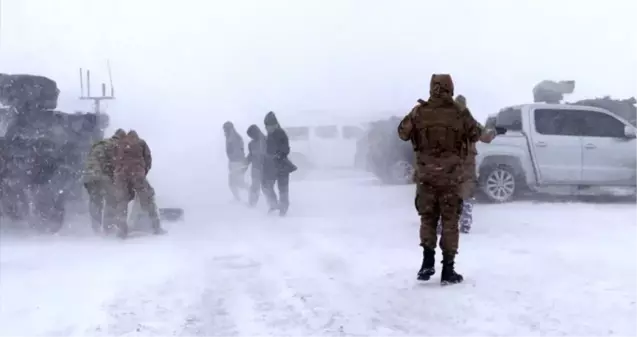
[440,254,463,285]
[417,248,436,281]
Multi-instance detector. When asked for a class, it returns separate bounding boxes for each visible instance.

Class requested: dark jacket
[263,111,296,177]
[246,124,266,171]
[266,128,290,160]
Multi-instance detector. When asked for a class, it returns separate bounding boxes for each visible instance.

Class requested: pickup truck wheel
[481,166,517,203]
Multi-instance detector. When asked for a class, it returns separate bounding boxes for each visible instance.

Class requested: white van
[284,123,367,170]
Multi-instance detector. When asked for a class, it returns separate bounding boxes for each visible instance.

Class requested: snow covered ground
[1,172,636,336]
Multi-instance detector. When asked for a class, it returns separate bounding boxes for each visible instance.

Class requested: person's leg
[261,177,279,212]
[459,171,476,234]
[112,175,131,239]
[248,168,262,207]
[85,181,103,233]
[133,175,164,234]
[438,187,464,285]
[459,197,474,233]
[277,173,290,216]
[228,162,245,201]
[415,183,440,281]
[102,181,118,233]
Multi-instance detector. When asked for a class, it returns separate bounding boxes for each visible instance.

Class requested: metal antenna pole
[0,0,3,51]
[78,65,116,115]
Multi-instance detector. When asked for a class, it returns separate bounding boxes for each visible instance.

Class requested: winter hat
[247,124,264,139]
[264,111,279,126]
[113,128,126,139]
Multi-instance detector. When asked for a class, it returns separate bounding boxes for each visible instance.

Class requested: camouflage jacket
[113,134,146,175]
[83,138,115,182]
[397,98,484,185]
[140,139,152,174]
[463,118,496,171]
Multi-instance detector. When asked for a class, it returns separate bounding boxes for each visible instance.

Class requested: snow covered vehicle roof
[0,74,60,110]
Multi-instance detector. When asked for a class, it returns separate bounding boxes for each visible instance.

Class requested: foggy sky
[1,0,635,205]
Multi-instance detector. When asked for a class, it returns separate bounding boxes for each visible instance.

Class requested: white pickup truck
[476,103,637,202]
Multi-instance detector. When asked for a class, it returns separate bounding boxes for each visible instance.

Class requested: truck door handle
[535,141,547,147]
[584,143,596,149]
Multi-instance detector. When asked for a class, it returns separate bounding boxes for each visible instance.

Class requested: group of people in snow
[398,74,497,285]
[83,128,166,239]
[220,75,495,287]
[223,111,297,217]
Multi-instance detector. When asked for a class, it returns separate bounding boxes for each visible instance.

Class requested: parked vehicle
[284,123,367,174]
[357,117,414,184]
[0,74,105,232]
[477,103,637,202]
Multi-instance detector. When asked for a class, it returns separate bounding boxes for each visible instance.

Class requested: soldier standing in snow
[398,74,492,285]
[83,128,126,233]
[111,130,164,238]
[262,111,296,216]
[435,95,495,234]
[245,124,267,207]
[456,95,495,233]
[223,121,247,201]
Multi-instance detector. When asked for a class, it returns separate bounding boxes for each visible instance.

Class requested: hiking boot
[440,254,463,285]
[417,248,436,281]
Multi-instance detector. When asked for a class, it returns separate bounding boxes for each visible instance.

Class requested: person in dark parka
[262,111,296,216]
[245,124,267,207]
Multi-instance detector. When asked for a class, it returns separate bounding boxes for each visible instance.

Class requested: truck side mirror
[624,125,636,139]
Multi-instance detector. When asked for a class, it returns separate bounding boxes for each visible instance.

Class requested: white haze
[1,2,637,335]
[1,0,635,206]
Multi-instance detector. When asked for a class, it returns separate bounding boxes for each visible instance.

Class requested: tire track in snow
[182,214,356,336]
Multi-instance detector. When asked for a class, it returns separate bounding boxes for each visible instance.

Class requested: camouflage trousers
[437,197,475,234]
[459,197,474,232]
[415,182,463,256]
[111,172,160,238]
[84,178,116,233]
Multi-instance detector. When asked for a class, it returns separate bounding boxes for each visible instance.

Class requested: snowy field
[1,171,635,336]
